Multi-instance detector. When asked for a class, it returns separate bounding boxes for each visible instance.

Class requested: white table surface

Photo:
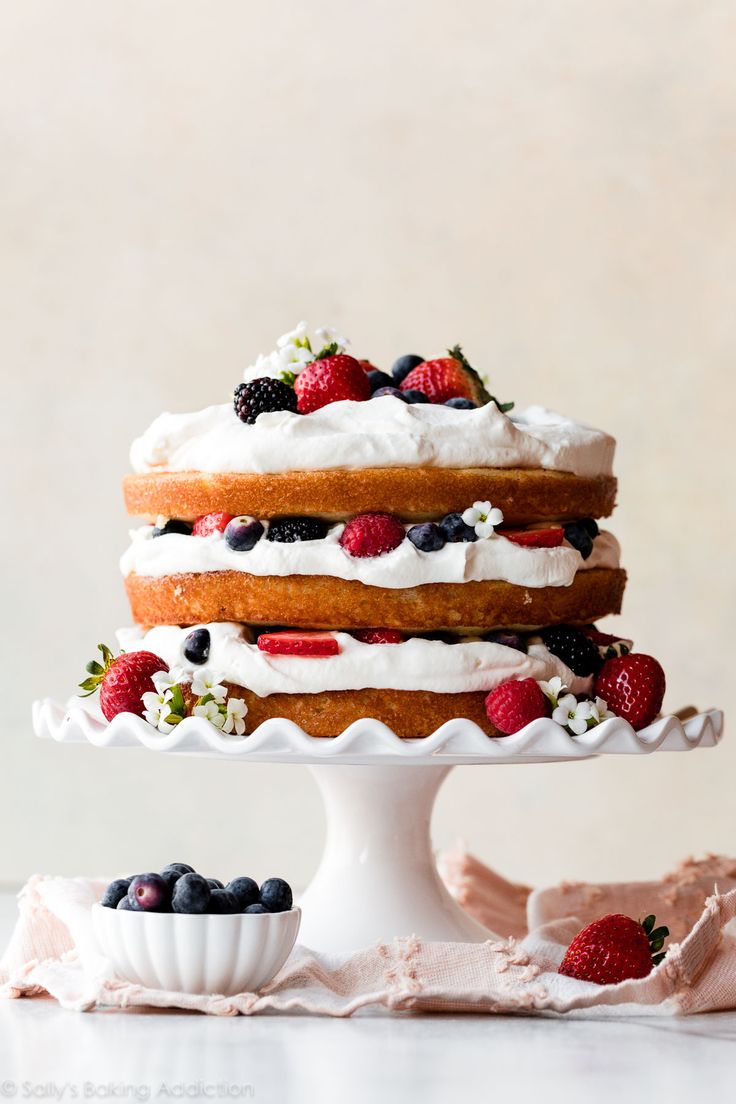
[1,891,734,1103]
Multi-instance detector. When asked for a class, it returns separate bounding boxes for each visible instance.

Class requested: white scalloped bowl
[91,903,301,995]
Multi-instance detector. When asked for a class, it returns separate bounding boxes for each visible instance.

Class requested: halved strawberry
[257,631,339,657]
[501,527,564,548]
[353,628,404,644]
[193,512,235,537]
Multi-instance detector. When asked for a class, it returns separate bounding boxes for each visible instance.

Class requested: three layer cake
[117,324,628,737]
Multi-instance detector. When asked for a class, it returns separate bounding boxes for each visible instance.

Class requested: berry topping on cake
[484,630,526,652]
[445,396,477,409]
[128,873,169,912]
[152,519,192,538]
[367,369,394,393]
[594,654,666,730]
[266,517,329,543]
[484,678,551,735]
[79,645,169,722]
[400,345,512,409]
[257,631,340,656]
[192,512,235,537]
[353,628,404,644]
[339,512,406,558]
[559,913,669,984]
[407,522,446,552]
[439,512,478,543]
[224,516,265,551]
[234,377,298,424]
[502,527,565,548]
[182,627,211,666]
[371,386,409,401]
[391,353,425,384]
[540,625,602,677]
[402,389,430,404]
[294,353,370,413]
[564,518,600,560]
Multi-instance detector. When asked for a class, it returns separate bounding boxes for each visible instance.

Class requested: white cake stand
[32,699,723,953]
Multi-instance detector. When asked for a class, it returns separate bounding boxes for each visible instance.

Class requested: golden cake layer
[123,468,617,524]
[125,567,626,631]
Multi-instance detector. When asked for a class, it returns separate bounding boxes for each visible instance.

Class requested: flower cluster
[244,322,350,385]
[539,676,614,736]
[462,500,505,539]
[142,668,248,737]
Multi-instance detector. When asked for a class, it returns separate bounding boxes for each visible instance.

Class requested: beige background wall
[2,1,734,889]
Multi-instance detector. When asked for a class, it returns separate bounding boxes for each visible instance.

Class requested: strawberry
[294,354,370,413]
[559,913,669,985]
[192,512,235,537]
[594,654,666,730]
[353,628,404,644]
[339,513,406,558]
[359,359,379,374]
[484,678,551,735]
[79,645,169,722]
[501,527,564,548]
[400,345,513,409]
[257,631,339,657]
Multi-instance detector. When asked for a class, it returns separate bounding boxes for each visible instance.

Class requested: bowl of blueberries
[92,863,300,996]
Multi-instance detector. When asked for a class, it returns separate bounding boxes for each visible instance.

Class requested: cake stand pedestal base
[298,764,493,953]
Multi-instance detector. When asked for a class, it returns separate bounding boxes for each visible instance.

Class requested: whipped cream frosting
[116,623,594,698]
[130,399,615,479]
[120,527,620,589]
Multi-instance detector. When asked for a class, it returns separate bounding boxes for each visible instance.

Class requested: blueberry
[402,389,429,404]
[152,519,193,538]
[226,876,260,910]
[209,889,241,914]
[563,522,594,561]
[171,872,211,914]
[371,386,409,402]
[259,877,293,913]
[116,896,135,911]
[579,517,600,538]
[391,354,424,383]
[484,630,527,653]
[160,862,195,889]
[128,873,169,912]
[422,630,458,644]
[101,878,131,909]
[439,513,478,543]
[367,369,394,393]
[407,522,445,553]
[243,903,269,914]
[445,397,477,409]
[207,878,224,890]
[224,516,264,552]
[183,628,210,666]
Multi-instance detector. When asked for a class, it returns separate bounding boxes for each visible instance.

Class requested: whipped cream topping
[130,399,615,479]
[120,527,620,590]
[116,622,594,699]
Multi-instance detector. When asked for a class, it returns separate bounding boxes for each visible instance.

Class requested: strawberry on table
[79,645,169,722]
[559,912,669,985]
[294,353,370,413]
[484,678,551,735]
[257,631,340,657]
[594,653,666,730]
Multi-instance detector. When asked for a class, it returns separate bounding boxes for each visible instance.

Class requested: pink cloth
[2,853,736,1016]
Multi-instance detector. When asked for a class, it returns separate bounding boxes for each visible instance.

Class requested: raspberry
[594,654,666,730]
[234,377,298,424]
[192,512,234,537]
[484,678,551,735]
[540,625,602,677]
[266,517,329,543]
[353,629,404,644]
[339,513,406,558]
[293,354,370,414]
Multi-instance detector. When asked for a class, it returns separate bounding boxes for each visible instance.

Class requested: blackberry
[233,377,298,424]
[152,519,192,538]
[540,625,602,676]
[266,517,328,543]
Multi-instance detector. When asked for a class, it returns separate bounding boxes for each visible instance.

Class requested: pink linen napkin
[2,853,735,1016]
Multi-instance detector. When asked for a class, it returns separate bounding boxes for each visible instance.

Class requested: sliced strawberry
[353,628,404,645]
[501,527,564,548]
[193,512,235,537]
[257,631,339,657]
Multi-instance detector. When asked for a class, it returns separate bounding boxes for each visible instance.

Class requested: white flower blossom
[141,689,177,734]
[461,500,504,539]
[539,675,565,706]
[222,697,248,736]
[588,695,615,724]
[243,323,350,384]
[191,670,228,702]
[192,699,225,729]
[315,325,349,350]
[151,666,187,694]
[276,321,310,348]
[552,693,596,736]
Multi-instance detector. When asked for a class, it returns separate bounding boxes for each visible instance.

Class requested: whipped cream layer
[121,526,620,590]
[116,623,594,698]
[130,399,615,479]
